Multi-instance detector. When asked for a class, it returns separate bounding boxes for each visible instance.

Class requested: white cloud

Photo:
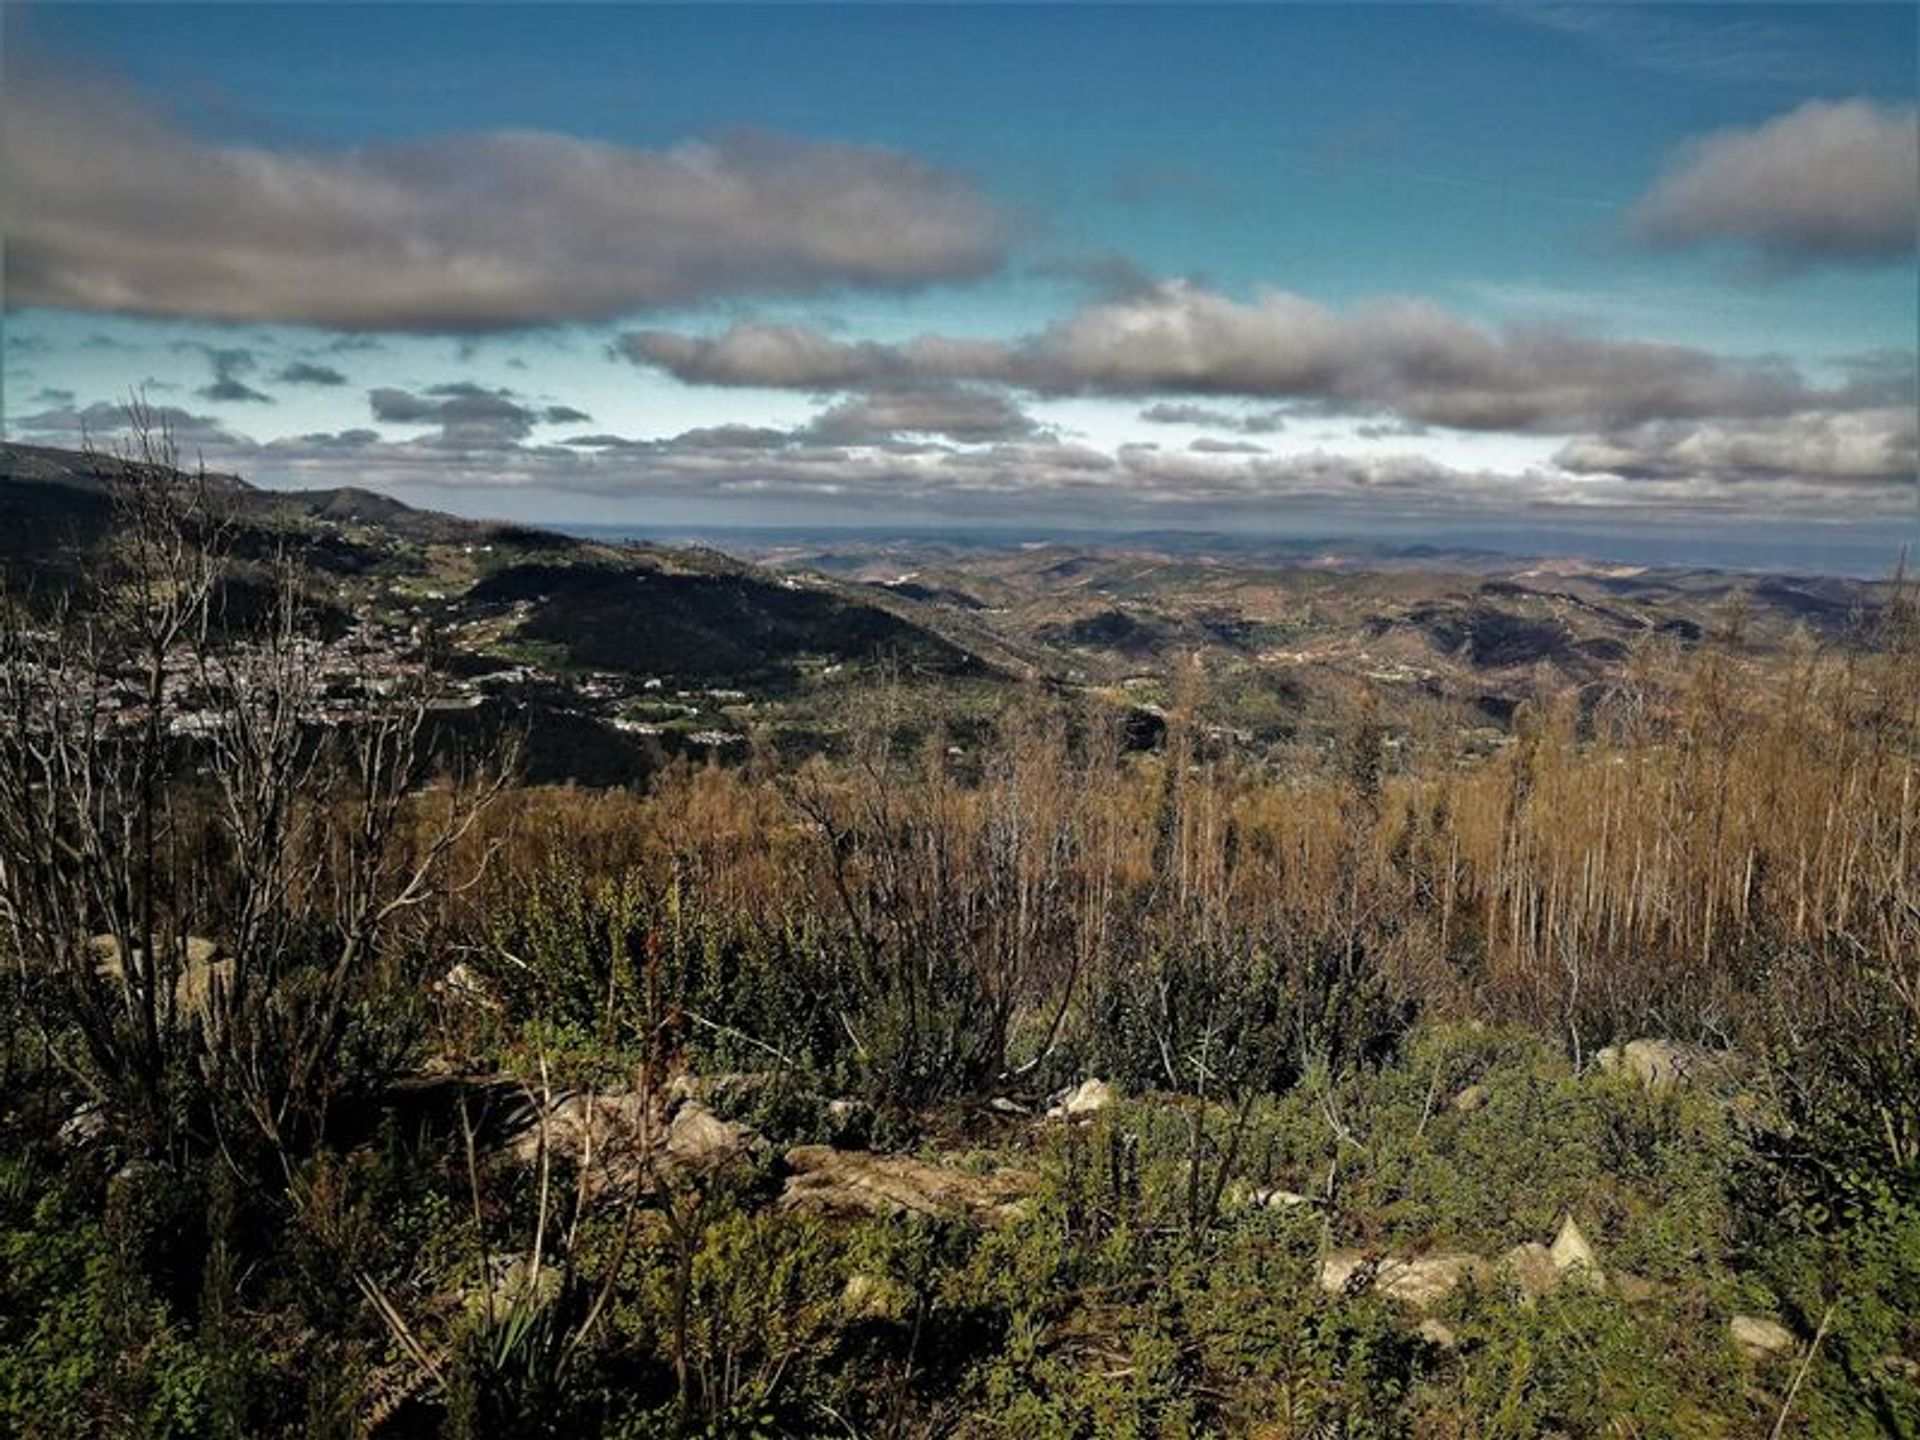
[625,280,1864,433]
[2,57,1009,330]
[1630,100,1920,265]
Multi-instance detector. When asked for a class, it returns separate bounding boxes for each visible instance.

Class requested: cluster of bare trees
[0,408,506,1162]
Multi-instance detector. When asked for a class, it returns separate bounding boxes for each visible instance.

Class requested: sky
[3,2,1916,571]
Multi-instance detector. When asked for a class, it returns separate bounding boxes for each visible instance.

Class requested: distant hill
[0,441,997,690]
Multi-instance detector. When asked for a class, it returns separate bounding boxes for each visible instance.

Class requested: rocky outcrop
[506,1091,761,1198]
[1326,1215,1606,1313]
[1594,1039,1731,1091]
[1502,1215,1604,1299]
[1729,1315,1796,1359]
[780,1145,1034,1224]
[90,933,230,1024]
[1047,1078,1116,1122]
[1319,1250,1488,1310]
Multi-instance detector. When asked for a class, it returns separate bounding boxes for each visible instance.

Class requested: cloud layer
[12,391,1914,531]
[624,279,1874,433]
[1631,99,1920,265]
[1555,408,1918,488]
[2,60,1010,330]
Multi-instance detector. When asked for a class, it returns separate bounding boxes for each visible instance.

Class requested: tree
[0,400,508,1161]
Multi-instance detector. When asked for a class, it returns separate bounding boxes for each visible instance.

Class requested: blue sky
[3,3,1915,567]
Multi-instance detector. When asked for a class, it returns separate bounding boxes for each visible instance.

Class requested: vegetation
[0,420,1915,1435]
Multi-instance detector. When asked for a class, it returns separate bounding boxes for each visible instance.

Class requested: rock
[1419,1319,1460,1350]
[1729,1315,1796,1359]
[1252,1187,1312,1210]
[508,1090,651,1171]
[986,1096,1029,1116]
[1595,1039,1728,1091]
[57,1105,108,1150]
[91,933,229,1024]
[1501,1241,1561,1300]
[1549,1215,1603,1287]
[1500,1219,1603,1300]
[1320,1250,1367,1294]
[1451,1083,1489,1113]
[780,1145,1034,1224]
[1378,1253,1487,1310]
[434,963,497,1009]
[1048,1078,1116,1121]
[1318,1250,1486,1309]
[507,1090,761,1198]
[173,954,232,1021]
[663,1100,761,1174]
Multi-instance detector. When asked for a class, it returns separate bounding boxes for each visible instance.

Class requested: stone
[1451,1083,1489,1113]
[507,1090,651,1171]
[57,1105,108,1150]
[1549,1215,1603,1287]
[1318,1250,1486,1309]
[1729,1315,1796,1359]
[435,963,497,1008]
[91,933,229,1024]
[1048,1078,1116,1121]
[1377,1253,1487,1310]
[1501,1241,1561,1300]
[1418,1319,1460,1350]
[663,1100,761,1174]
[1252,1187,1312,1210]
[1319,1250,1367,1294]
[781,1145,1034,1224]
[506,1090,761,1198]
[1595,1039,1728,1091]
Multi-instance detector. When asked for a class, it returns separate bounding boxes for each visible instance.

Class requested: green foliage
[1749,941,1920,1232]
[483,861,854,1086]
[1079,931,1413,1101]
[0,1170,225,1438]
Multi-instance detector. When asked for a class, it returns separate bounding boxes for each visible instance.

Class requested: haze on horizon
[3,2,1916,574]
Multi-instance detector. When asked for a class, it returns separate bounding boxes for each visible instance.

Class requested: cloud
[226,423,1916,526]
[1029,251,1161,300]
[1630,100,1919,265]
[621,325,912,390]
[1188,437,1268,455]
[542,405,593,424]
[9,398,244,446]
[1554,407,1918,487]
[275,361,349,386]
[3,56,1010,330]
[189,345,273,404]
[801,385,1038,445]
[19,390,1909,531]
[624,280,1862,433]
[1139,401,1290,434]
[369,383,540,448]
